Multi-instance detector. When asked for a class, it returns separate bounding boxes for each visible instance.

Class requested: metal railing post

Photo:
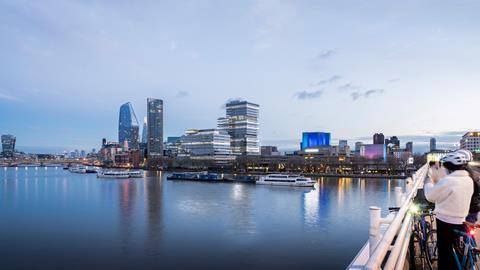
[369,206,381,256]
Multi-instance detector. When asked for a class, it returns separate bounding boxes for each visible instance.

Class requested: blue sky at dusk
[1,0,479,153]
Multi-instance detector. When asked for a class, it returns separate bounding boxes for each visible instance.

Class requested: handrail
[346,164,429,270]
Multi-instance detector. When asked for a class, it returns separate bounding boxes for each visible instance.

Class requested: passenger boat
[97,170,130,179]
[69,165,87,174]
[256,174,315,187]
[167,172,223,181]
[85,167,98,174]
[128,170,143,178]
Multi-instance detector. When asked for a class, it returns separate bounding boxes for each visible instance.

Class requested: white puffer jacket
[424,170,474,224]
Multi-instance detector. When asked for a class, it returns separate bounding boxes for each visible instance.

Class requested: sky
[0,0,479,154]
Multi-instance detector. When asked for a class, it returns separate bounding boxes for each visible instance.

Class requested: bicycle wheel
[412,233,432,270]
[426,229,438,264]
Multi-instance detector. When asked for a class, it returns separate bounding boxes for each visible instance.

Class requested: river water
[0,167,405,270]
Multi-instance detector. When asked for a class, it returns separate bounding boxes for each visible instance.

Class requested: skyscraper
[218,100,259,155]
[141,116,148,144]
[1,134,16,157]
[373,133,385,145]
[355,142,363,152]
[406,142,413,153]
[430,138,437,152]
[147,98,164,156]
[386,136,400,147]
[118,102,140,150]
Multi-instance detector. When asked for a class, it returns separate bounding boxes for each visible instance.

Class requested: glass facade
[301,132,331,150]
[360,144,386,160]
[1,134,16,157]
[218,100,259,155]
[141,116,148,144]
[180,129,232,156]
[118,102,140,149]
[147,98,164,156]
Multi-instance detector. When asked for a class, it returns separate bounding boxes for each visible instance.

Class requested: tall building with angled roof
[118,102,140,150]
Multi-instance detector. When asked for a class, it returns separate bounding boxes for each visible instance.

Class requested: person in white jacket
[425,150,474,270]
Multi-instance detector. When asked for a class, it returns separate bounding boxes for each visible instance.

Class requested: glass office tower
[1,134,16,157]
[218,100,259,155]
[147,98,164,156]
[118,102,140,149]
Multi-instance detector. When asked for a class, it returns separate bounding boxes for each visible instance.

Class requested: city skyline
[1,1,479,153]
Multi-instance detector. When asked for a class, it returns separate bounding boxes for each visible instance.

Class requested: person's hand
[430,166,447,184]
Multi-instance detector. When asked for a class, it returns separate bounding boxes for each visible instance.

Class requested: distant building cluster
[295,131,414,163]
[89,95,479,169]
[99,98,261,168]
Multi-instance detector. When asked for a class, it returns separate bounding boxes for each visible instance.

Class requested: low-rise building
[461,132,480,153]
[179,129,234,163]
[261,146,280,156]
[360,144,386,160]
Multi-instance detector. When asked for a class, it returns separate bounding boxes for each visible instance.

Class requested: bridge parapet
[347,164,429,270]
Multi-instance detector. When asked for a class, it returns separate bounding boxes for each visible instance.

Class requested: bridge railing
[347,164,429,270]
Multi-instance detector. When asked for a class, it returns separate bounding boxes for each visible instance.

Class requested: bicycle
[453,223,480,270]
[409,204,437,270]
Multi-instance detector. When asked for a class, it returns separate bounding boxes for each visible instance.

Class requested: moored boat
[256,174,315,187]
[69,165,87,174]
[97,170,130,179]
[167,172,223,181]
[128,170,143,178]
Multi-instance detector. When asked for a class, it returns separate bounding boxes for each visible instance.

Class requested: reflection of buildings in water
[227,183,256,236]
[143,171,164,253]
[303,187,320,227]
[119,179,136,254]
[337,178,353,207]
[302,178,331,228]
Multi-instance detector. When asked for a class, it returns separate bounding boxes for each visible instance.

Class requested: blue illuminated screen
[301,132,331,149]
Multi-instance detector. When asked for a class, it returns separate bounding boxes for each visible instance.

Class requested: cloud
[337,83,358,92]
[351,89,385,101]
[388,78,400,83]
[0,90,20,101]
[317,49,336,59]
[176,91,189,98]
[295,90,323,100]
[309,75,341,87]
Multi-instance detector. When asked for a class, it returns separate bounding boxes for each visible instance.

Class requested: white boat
[256,174,315,187]
[128,170,143,178]
[69,165,87,174]
[97,170,130,179]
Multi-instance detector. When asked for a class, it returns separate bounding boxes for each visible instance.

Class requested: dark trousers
[436,218,465,270]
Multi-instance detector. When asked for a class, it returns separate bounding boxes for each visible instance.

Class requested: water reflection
[0,168,408,270]
[227,183,256,236]
[119,179,136,255]
[144,171,164,255]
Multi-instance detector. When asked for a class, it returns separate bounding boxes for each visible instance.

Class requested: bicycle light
[410,204,420,214]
